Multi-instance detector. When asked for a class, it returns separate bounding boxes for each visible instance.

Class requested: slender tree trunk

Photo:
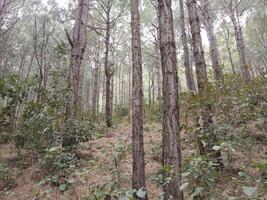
[104,19,113,127]
[130,0,147,199]
[179,0,196,93]
[109,74,114,119]
[152,67,155,108]
[229,2,251,82]
[226,39,235,74]
[148,70,151,108]
[155,53,162,99]
[63,0,89,147]
[128,69,132,110]
[223,22,236,74]
[92,38,100,115]
[66,0,89,119]
[155,5,162,99]
[201,0,224,88]
[96,66,101,113]
[121,73,124,107]
[187,0,221,163]
[102,70,106,113]
[158,0,183,199]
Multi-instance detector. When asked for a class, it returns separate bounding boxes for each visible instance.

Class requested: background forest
[0,0,266,199]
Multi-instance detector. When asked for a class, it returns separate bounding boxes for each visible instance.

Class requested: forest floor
[0,118,267,200]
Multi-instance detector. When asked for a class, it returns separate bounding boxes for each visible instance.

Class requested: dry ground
[0,120,266,200]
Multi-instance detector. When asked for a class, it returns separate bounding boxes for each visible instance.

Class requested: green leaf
[136,188,147,198]
[242,186,257,197]
[191,187,204,198]
[38,179,46,186]
[252,162,267,171]
[59,184,68,192]
[238,171,249,178]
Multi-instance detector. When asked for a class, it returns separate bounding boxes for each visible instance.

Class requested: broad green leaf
[136,188,146,198]
[59,184,68,192]
[191,187,204,198]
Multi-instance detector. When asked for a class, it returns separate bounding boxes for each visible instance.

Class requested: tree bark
[104,13,114,127]
[179,0,196,93]
[66,0,89,119]
[187,0,221,163]
[223,23,236,74]
[92,38,100,115]
[228,0,251,82]
[130,0,147,199]
[201,0,224,88]
[158,0,183,199]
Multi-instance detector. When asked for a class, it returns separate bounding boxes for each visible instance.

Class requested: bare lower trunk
[104,20,113,127]
[64,0,89,147]
[130,0,147,199]
[179,0,196,93]
[66,0,89,119]
[229,2,251,82]
[226,41,235,74]
[158,0,183,199]
[102,71,106,113]
[151,67,155,107]
[201,0,224,88]
[105,69,113,127]
[187,0,221,164]
[223,22,235,74]
[92,38,100,115]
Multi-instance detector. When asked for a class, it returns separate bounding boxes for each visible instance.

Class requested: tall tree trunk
[121,73,124,107]
[128,69,132,110]
[92,38,100,115]
[187,0,221,163]
[155,5,162,99]
[201,0,224,88]
[179,0,196,93]
[102,70,106,113]
[104,20,113,127]
[158,0,183,199]
[152,67,155,108]
[228,1,251,82]
[66,0,89,119]
[223,24,236,74]
[148,70,151,108]
[155,52,162,99]
[96,67,101,113]
[130,0,147,199]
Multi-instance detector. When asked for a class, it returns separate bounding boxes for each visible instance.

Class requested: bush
[114,107,130,124]
[0,162,16,191]
[0,74,32,133]
[181,156,220,199]
[14,101,57,150]
[37,147,77,191]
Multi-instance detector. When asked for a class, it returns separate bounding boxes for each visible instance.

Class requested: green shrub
[0,162,16,191]
[182,156,220,199]
[14,101,56,150]
[114,107,130,124]
[37,147,77,191]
